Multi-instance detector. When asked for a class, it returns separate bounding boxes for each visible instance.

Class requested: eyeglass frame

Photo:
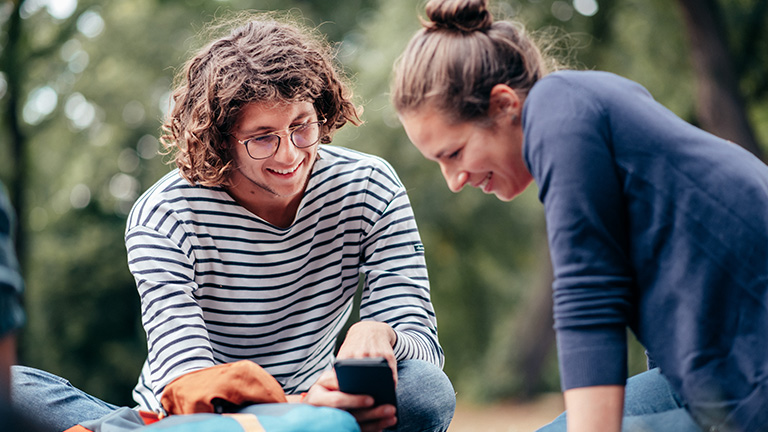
[230,119,327,160]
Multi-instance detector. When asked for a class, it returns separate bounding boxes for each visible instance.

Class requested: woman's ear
[489,84,522,123]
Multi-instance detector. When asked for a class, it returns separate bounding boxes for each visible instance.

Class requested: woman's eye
[448,148,461,159]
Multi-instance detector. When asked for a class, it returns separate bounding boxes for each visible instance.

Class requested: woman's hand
[302,369,397,432]
[564,385,624,432]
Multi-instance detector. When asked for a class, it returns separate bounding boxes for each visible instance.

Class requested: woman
[392,0,768,431]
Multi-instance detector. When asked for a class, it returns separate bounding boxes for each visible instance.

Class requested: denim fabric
[12,359,454,432]
[387,360,455,432]
[11,365,120,431]
[1,398,45,432]
[536,369,703,432]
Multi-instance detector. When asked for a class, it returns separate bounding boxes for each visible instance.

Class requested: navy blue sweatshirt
[0,183,24,338]
[523,70,768,431]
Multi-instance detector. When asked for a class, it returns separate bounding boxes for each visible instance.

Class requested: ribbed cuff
[557,327,628,390]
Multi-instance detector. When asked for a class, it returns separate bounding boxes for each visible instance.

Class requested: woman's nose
[441,165,468,193]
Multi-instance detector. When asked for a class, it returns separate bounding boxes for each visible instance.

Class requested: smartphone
[334,357,397,409]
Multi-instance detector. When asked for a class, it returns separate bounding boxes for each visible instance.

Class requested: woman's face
[399,94,532,202]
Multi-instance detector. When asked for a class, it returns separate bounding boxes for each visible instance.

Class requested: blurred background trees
[1,0,766,406]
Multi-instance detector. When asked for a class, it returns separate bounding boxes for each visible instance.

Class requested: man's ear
[488,84,522,121]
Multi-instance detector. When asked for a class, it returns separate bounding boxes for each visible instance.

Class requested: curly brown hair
[162,12,361,186]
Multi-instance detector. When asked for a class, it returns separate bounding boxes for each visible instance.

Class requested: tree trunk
[676,0,763,159]
[2,1,28,268]
[514,232,556,398]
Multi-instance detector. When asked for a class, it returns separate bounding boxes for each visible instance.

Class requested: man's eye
[250,134,277,144]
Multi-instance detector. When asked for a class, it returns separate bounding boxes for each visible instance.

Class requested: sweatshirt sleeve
[522,74,634,390]
[0,185,25,338]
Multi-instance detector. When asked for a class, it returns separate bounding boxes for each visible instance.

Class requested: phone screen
[334,357,397,408]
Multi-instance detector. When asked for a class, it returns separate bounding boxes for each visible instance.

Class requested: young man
[13,14,455,432]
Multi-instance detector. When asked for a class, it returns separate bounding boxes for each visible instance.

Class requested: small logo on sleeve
[414,243,425,253]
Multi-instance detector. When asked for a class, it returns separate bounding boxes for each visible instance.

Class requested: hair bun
[424,0,493,32]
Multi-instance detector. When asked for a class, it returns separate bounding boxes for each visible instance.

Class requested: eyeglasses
[233,119,326,160]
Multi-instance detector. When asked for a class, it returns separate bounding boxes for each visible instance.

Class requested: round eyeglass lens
[246,135,280,159]
[292,122,320,148]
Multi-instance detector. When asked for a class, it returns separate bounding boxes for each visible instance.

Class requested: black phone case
[334,357,397,408]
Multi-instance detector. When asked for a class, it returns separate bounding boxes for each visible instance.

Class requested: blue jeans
[12,359,455,432]
[388,359,455,432]
[536,368,703,432]
[11,365,120,431]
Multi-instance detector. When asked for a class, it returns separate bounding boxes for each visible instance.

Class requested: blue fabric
[0,182,25,337]
[537,369,703,432]
[386,359,455,432]
[11,360,454,432]
[0,401,44,432]
[11,365,121,431]
[81,407,145,432]
[522,70,768,431]
[141,415,244,432]
[238,404,359,432]
[76,404,359,432]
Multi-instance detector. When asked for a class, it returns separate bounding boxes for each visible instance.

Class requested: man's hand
[336,321,398,384]
[302,369,397,432]
[300,321,399,432]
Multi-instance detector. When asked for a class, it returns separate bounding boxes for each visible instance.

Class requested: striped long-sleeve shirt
[126,145,443,412]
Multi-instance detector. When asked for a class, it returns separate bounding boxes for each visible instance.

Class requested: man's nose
[272,134,300,163]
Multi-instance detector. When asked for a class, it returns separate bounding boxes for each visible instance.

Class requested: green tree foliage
[1,0,766,407]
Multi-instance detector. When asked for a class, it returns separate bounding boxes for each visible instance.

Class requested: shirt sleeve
[358,161,444,368]
[125,222,215,402]
[523,75,634,390]
[0,185,25,337]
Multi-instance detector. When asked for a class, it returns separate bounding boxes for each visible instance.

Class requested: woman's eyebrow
[435,144,459,160]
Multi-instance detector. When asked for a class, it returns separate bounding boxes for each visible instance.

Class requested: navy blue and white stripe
[125,145,443,412]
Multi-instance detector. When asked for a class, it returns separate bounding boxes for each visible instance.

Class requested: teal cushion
[138,404,359,432]
[142,414,243,431]
[241,403,359,432]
